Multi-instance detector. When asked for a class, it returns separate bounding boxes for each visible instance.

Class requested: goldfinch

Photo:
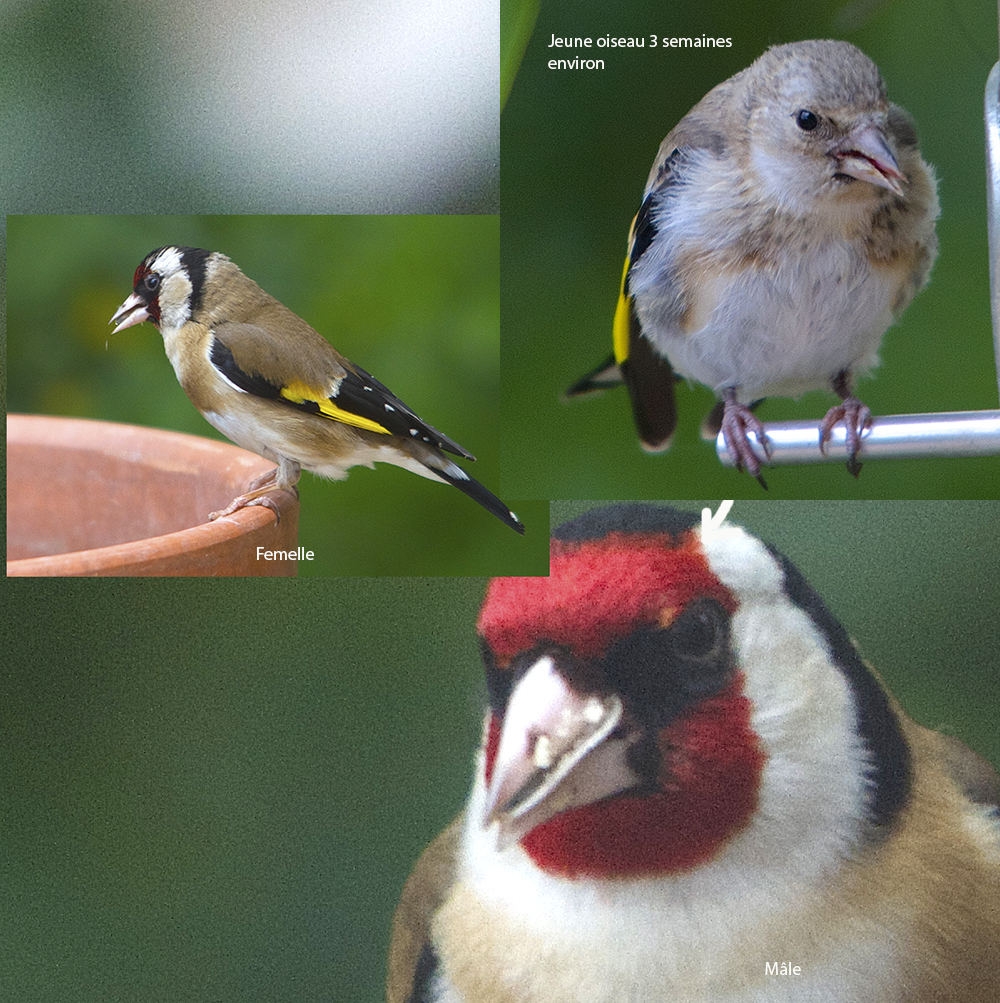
[566,40,940,481]
[390,503,1000,1002]
[109,246,524,533]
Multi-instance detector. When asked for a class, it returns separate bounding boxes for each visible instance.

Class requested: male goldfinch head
[391,503,999,1003]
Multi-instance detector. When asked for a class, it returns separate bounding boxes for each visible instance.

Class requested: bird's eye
[144,273,160,292]
[795,109,819,131]
[669,598,727,663]
[601,598,732,727]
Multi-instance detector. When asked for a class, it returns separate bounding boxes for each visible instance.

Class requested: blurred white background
[0,0,498,213]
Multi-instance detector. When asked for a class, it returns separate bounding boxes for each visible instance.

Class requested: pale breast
[635,238,900,401]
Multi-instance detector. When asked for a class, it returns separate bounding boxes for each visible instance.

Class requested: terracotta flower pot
[6,415,300,577]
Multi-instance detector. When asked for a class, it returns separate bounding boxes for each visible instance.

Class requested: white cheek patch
[148,246,193,331]
[159,271,194,330]
[699,518,872,870]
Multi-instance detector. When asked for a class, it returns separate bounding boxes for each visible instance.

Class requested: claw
[720,390,772,484]
[819,397,872,477]
[821,372,873,477]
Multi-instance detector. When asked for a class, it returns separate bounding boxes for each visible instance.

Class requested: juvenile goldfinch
[566,40,940,481]
[109,246,523,533]
[390,503,1000,1003]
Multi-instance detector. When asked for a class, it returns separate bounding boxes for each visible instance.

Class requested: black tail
[427,457,524,534]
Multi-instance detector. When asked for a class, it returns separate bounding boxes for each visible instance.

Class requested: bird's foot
[210,494,283,523]
[720,392,772,487]
[819,396,872,478]
[209,470,298,523]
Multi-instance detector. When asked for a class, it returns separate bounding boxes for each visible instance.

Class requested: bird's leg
[719,388,771,487]
[701,397,765,439]
[819,370,872,478]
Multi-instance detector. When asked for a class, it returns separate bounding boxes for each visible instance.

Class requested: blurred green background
[2,502,997,1003]
[6,215,547,576]
[502,0,1000,498]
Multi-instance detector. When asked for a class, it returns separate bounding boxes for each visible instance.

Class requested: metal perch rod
[715,411,1000,467]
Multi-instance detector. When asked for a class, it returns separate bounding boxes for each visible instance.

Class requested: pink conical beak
[109,293,151,334]
[831,124,906,196]
[483,655,639,849]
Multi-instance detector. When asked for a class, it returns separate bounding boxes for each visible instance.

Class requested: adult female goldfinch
[109,246,523,533]
[390,503,1000,1003]
[566,40,939,481]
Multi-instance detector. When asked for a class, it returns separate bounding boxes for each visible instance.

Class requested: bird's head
[743,40,911,217]
[474,503,910,881]
[110,246,214,335]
